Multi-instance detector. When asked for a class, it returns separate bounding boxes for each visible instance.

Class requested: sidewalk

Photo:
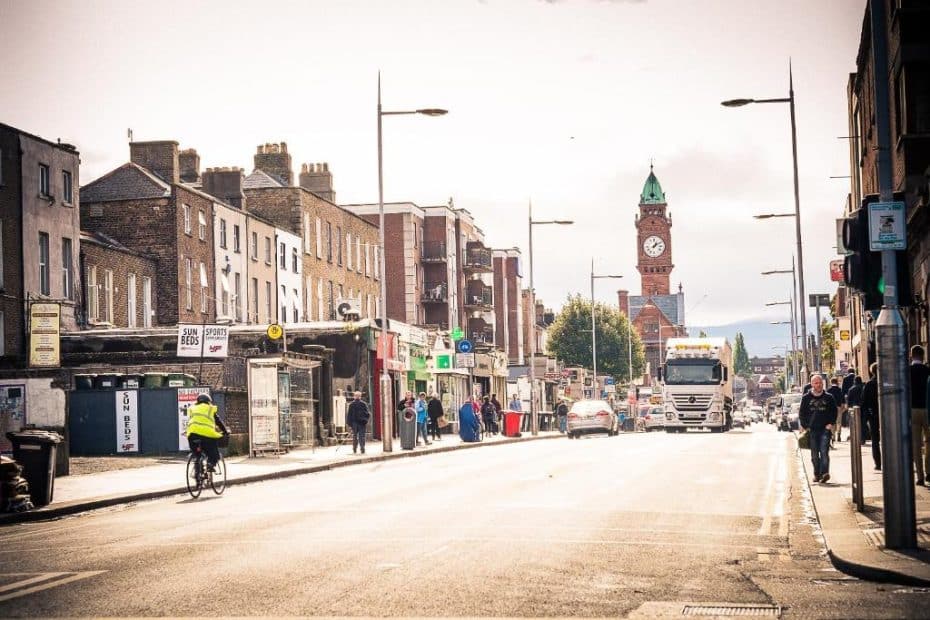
[1,430,564,525]
[799,432,930,586]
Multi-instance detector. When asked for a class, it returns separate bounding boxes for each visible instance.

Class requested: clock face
[643,235,666,258]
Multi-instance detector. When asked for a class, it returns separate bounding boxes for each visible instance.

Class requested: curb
[0,432,565,525]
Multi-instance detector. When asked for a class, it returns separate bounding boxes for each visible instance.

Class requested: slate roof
[243,169,284,189]
[80,163,171,203]
[629,293,682,325]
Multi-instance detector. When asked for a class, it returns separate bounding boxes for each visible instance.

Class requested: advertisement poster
[868,201,906,251]
[29,303,61,367]
[177,387,211,451]
[0,385,26,453]
[249,362,280,451]
[176,324,230,358]
[115,390,139,453]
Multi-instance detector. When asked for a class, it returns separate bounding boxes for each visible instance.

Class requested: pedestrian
[508,393,522,411]
[861,363,881,470]
[827,376,845,442]
[480,396,496,437]
[799,374,837,483]
[842,367,856,397]
[556,399,569,433]
[491,393,503,431]
[415,391,430,446]
[846,375,864,442]
[909,345,930,486]
[346,391,371,455]
[427,392,444,440]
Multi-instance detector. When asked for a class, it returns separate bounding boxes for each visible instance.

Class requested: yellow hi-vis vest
[186,402,222,439]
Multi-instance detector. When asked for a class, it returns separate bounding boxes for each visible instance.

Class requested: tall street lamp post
[770,320,793,387]
[528,201,573,436]
[377,74,447,452]
[723,65,809,375]
[765,297,796,384]
[762,257,800,380]
[590,260,623,398]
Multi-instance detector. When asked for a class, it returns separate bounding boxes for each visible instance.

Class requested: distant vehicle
[776,393,802,431]
[566,399,618,439]
[732,410,750,429]
[749,406,764,423]
[660,337,734,433]
[643,406,665,432]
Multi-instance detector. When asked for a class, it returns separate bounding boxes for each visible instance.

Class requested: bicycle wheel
[186,453,203,499]
[210,455,227,495]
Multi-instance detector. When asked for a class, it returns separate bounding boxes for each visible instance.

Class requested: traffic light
[842,194,912,311]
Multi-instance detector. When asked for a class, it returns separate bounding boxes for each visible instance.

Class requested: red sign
[830,259,845,283]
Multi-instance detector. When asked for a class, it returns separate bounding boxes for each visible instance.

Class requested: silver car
[643,405,665,432]
[567,399,619,438]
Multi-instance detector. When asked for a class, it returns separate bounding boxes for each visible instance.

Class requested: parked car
[643,405,665,432]
[749,406,764,423]
[732,410,751,429]
[567,399,619,438]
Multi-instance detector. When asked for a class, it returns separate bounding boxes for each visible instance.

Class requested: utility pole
[869,0,915,550]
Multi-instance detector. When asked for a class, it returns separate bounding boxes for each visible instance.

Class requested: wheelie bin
[398,407,417,450]
[503,410,523,437]
[6,430,62,507]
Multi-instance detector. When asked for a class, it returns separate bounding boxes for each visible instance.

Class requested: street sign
[435,354,452,369]
[544,372,561,380]
[868,201,906,251]
[455,352,475,368]
[809,294,830,308]
[177,324,230,358]
[456,339,473,354]
[451,326,464,340]
[829,259,845,283]
[605,377,616,385]
[266,323,284,340]
[604,384,616,393]
[840,329,851,341]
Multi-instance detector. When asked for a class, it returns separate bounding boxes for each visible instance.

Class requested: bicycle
[186,438,227,498]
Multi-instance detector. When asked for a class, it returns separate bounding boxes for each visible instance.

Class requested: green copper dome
[640,164,666,204]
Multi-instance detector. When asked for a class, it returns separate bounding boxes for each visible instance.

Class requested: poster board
[29,303,60,367]
[248,359,280,454]
[115,390,139,453]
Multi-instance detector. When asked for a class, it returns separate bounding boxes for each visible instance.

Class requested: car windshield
[664,359,721,385]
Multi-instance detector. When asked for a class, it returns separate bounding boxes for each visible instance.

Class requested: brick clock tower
[635,163,673,296]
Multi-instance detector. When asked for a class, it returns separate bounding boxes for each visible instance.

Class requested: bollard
[849,406,864,512]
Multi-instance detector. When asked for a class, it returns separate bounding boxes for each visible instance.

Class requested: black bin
[6,430,62,507]
[398,407,417,450]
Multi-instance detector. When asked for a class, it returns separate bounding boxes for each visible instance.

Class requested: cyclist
[186,393,228,472]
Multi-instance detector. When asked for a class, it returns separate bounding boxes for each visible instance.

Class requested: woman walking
[427,392,444,441]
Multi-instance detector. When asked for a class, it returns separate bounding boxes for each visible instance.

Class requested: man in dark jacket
[556,399,569,433]
[799,374,837,483]
[346,391,371,455]
[910,345,930,485]
[427,393,444,441]
[827,377,845,442]
[842,368,856,397]
[861,363,881,470]
[846,376,864,442]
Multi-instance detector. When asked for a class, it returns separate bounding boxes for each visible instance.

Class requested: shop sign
[29,302,60,367]
[839,330,850,341]
[435,354,452,370]
[177,387,210,451]
[829,259,845,283]
[868,201,906,251]
[177,324,230,358]
[455,352,476,368]
[115,389,139,453]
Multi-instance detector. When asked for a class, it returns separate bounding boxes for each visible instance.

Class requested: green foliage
[821,319,836,372]
[733,332,751,377]
[699,330,708,338]
[546,294,645,382]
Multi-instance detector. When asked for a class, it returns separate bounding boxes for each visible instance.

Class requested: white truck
[660,337,734,433]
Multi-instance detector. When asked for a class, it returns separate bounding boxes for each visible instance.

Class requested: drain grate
[682,604,781,617]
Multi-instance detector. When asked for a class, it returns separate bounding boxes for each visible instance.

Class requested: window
[306,276,312,321]
[280,285,287,322]
[336,226,343,266]
[61,237,73,299]
[142,277,152,327]
[233,224,241,253]
[303,215,311,254]
[373,246,380,280]
[103,269,114,323]
[292,248,298,273]
[251,278,259,323]
[38,232,50,295]
[328,280,334,320]
[346,233,353,271]
[127,273,137,328]
[198,210,206,241]
[38,164,50,197]
[265,281,272,323]
[292,289,299,323]
[219,219,227,249]
[356,238,361,273]
[316,279,323,321]
[250,231,258,260]
[264,236,272,264]
[365,245,371,277]
[183,204,192,234]
[86,265,98,322]
[62,171,73,205]
[326,222,333,262]
[315,218,322,259]
[185,258,193,310]
[279,241,286,269]
[200,262,208,313]
[234,273,242,322]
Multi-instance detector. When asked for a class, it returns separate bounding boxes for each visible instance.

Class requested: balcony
[469,326,495,346]
[421,241,447,262]
[463,246,493,273]
[463,285,493,311]
[421,282,449,304]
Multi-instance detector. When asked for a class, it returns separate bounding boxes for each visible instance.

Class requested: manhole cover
[682,604,781,617]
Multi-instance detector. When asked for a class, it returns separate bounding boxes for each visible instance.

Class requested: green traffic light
[878,275,885,295]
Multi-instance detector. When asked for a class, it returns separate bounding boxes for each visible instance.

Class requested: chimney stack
[617,289,629,317]
[130,140,180,184]
[178,148,201,183]
[202,167,246,210]
[299,162,336,202]
[253,141,292,186]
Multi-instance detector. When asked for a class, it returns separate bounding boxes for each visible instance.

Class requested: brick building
[843,2,930,377]
[493,248,525,364]
[0,123,81,363]
[79,232,157,328]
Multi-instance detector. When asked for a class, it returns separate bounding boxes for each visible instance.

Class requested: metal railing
[421,282,448,303]
[464,289,493,308]
[421,242,447,261]
[464,248,492,270]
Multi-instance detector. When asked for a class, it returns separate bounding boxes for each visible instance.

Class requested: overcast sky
[1,0,864,341]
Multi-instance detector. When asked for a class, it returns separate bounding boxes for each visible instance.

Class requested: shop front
[430,349,471,429]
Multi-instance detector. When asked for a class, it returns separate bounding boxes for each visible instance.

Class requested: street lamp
[771,343,791,391]
[377,73,447,452]
[753,213,795,220]
[590,260,623,399]
[761,256,801,377]
[528,201,573,436]
[724,64,809,377]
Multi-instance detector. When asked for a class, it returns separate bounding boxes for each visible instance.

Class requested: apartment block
[493,248,524,364]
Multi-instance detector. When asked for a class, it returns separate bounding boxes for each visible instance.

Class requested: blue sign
[605,377,616,385]
[457,339,473,354]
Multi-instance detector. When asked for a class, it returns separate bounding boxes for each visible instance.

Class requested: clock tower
[635,164,673,296]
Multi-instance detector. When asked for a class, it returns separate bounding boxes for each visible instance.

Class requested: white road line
[0,571,107,603]
[0,572,68,594]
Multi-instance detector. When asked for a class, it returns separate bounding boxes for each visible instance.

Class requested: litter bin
[503,410,523,437]
[6,430,62,507]
[143,372,168,389]
[118,374,143,389]
[93,374,120,389]
[73,374,96,390]
[398,407,417,450]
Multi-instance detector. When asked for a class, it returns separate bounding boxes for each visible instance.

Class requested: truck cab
[660,337,734,433]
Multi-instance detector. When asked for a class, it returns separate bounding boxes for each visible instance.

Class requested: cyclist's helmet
[196,394,212,404]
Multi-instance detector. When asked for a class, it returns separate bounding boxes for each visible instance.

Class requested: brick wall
[81,240,158,328]
[636,206,673,296]
[174,186,217,325]
[130,141,179,185]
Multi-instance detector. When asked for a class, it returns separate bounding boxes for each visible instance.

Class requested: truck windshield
[664,360,721,385]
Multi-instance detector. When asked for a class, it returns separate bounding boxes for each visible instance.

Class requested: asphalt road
[2,424,929,618]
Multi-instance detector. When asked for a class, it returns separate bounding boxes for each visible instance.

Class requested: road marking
[0,571,106,603]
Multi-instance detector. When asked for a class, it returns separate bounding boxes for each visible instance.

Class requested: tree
[733,332,751,377]
[821,319,837,372]
[546,294,645,382]
[699,330,708,338]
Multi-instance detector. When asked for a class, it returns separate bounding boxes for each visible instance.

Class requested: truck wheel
[665,428,676,433]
